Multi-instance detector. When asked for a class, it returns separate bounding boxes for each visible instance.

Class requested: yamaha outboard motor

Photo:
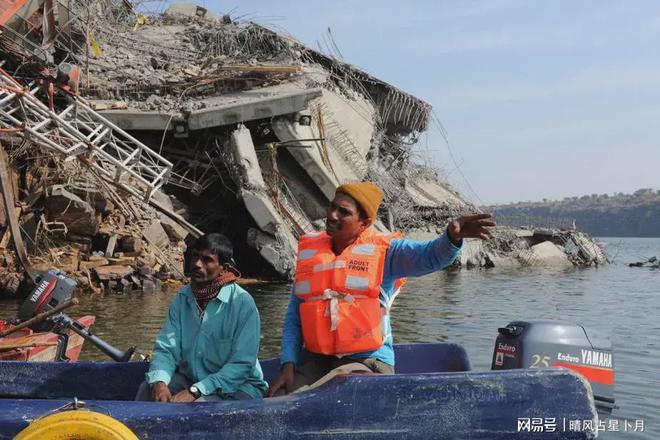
[18,270,135,362]
[491,320,614,410]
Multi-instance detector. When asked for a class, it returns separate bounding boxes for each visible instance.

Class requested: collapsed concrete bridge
[0,1,605,291]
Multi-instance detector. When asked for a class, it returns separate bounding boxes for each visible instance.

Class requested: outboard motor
[18,270,135,362]
[491,320,614,410]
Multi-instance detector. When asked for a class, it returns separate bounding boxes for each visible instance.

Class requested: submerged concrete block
[528,241,572,268]
[459,239,486,268]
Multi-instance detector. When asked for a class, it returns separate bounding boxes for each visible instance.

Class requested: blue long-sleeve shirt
[146,283,268,398]
[280,231,462,367]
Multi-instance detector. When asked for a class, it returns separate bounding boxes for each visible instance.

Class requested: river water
[2,237,657,438]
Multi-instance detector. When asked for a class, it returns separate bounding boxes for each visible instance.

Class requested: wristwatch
[189,385,202,399]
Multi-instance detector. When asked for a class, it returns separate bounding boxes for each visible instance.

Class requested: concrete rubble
[457,227,608,269]
[628,257,659,269]
[0,1,608,295]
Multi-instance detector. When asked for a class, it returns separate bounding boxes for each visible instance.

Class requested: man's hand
[170,389,198,403]
[151,381,171,402]
[448,213,495,244]
[265,363,295,397]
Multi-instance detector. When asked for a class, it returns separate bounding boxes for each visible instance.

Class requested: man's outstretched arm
[386,214,495,279]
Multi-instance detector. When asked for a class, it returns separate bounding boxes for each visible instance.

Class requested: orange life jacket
[293,228,405,355]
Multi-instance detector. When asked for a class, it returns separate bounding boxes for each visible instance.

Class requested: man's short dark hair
[189,233,234,264]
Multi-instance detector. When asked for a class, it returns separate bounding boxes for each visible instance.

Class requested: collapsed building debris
[409,226,608,269]
[629,257,659,269]
[0,0,608,294]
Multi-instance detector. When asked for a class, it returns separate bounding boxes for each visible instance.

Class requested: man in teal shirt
[136,233,267,401]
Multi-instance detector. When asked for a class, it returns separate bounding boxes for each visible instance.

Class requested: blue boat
[0,343,596,439]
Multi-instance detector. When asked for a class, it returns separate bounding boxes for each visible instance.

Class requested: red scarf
[191,271,238,312]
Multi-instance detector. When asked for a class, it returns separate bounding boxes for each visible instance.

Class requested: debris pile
[629,257,659,269]
[0,1,607,293]
[0,131,187,296]
[457,227,608,269]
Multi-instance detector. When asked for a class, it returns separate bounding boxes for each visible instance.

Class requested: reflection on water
[1,237,658,438]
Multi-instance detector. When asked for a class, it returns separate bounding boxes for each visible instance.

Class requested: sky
[167,0,659,205]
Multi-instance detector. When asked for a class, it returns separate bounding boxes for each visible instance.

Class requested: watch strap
[189,385,202,398]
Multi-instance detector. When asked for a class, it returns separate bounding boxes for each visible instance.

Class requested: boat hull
[0,315,95,362]
[0,343,597,439]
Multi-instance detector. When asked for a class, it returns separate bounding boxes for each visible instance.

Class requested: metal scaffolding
[0,67,172,202]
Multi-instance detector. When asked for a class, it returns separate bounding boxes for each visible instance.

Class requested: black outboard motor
[491,320,614,410]
[18,270,135,362]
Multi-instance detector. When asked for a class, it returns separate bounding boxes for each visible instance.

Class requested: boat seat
[260,342,471,383]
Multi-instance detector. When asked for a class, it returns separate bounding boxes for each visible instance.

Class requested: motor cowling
[18,270,76,332]
[491,320,614,408]
[17,270,135,362]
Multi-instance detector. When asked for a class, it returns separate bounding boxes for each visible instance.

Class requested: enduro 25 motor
[491,320,614,409]
[18,270,135,362]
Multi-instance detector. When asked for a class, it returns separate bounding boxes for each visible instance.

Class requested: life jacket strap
[379,286,402,341]
[305,289,369,331]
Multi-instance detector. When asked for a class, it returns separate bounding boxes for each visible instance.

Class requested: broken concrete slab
[246,227,294,278]
[71,185,115,215]
[104,234,118,258]
[230,125,268,191]
[45,185,99,237]
[99,88,323,132]
[486,253,520,269]
[107,256,136,266]
[151,191,188,242]
[528,241,572,268]
[161,223,186,243]
[92,265,133,281]
[80,255,110,271]
[164,3,215,20]
[569,232,607,266]
[272,116,338,201]
[228,126,306,273]
[143,219,170,249]
[404,177,467,209]
[93,265,134,281]
[118,235,143,254]
[459,239,487,268]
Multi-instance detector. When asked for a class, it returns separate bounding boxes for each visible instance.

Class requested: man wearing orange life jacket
[266,181,494,396]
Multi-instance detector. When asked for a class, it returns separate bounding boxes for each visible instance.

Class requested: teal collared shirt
[146,283,268,398]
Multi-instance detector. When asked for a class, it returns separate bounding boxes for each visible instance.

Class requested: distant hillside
[490,188,660,237]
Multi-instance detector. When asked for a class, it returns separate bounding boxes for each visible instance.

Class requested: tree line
[489,188,660,237]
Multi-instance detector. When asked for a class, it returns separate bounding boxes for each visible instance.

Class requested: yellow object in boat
[15,410,138,440]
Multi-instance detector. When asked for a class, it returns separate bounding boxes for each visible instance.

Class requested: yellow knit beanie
[336,181,384,223]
